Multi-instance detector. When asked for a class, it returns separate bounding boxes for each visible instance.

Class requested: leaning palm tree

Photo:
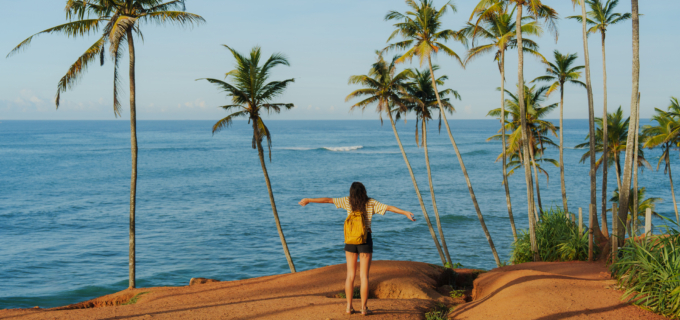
[576,106,650,200]
[402,66,460,265]
[471,0,559,261]
[531,50,585,216]
[7,0,204,288]
[201,46,296,273]
[461,3,544,241]
[642,106,680,223]
[568,0,630,238]
[346,53,448,265]
[385,0,501,267]
[488,84,558,216]
[615,0,641,248]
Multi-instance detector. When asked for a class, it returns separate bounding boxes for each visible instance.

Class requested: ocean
[0,119,674,309]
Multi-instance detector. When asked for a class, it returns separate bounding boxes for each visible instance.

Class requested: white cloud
[463,105,472,114]
[183,98,206,109]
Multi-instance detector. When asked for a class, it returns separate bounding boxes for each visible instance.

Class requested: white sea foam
[280,147,314,151]
[323,146,363,152]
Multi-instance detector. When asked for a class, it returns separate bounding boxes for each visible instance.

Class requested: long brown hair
[349,182,370,216]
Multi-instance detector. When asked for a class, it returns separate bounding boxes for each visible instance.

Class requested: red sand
[0,260,667,320]
[449,261,666,320]
[0,261,453,320]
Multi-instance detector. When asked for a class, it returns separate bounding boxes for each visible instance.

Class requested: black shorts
[344,232,373,254]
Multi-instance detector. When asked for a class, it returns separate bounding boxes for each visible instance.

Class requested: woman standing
[299,182,416,315]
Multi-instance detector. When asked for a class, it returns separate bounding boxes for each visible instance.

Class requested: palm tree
[7,0,204,288]
[567,0,630,238]
[201,46,296,273]
[616,0,640,248]
[573,0,600,255]
[346,53,448,265]
[488,84,558,216]
[532,50,585,216]
[385,0,501,267]
[471,0,558,262]
[460,3,544,241]
[401,66,460,265]
[642,105,680,223]
[576,106,649,197]
[609,187,662,236]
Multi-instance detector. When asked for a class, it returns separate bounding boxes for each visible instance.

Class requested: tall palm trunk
[423,120,452,265]
[528,139,543,214]
[615,155,622,192]
[667,149,680,223]
[427,56,501,267]
[579,0,604,247]
[516,7,539,261]
[617,0,640,246]
[127,30,137,289]
[632,104,640,233]
[500,51,517,241]
[253,121,296,273]
[600,31,610,239]
[386,110,447,265]
[559,85,568,213]
[518,146,539,220]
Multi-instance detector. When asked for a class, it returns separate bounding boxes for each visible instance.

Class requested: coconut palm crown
[566,0,631,36]
[402,66,459,146]
[384,0,467,66]
[204,46,295,160]
[7,0,204,115]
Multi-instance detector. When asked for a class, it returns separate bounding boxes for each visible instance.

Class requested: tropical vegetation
[345,53,449,265]
[201,46,297,273]
[7,0,204,288]
[385,0,501,267]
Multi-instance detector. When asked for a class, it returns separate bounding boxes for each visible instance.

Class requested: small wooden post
[645,208,652,236]
[588,204,594,262]
[612,203,618,263]
[571,213,575,223]
[578,208,583,235]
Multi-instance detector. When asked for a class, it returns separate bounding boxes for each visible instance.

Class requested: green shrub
[338,287,360,299]
[449,289,465,299]
[511,207,593,264]
[425,303,451,320]
[611,223,680,318]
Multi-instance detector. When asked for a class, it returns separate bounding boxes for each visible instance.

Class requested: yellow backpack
[344,211,367,245]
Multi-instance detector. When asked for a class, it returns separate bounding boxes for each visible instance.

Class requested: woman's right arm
[298,198,334,206]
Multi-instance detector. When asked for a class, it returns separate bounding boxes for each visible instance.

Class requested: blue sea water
[0,119,674,309]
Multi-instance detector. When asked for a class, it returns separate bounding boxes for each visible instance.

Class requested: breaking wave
[280,146,364,152]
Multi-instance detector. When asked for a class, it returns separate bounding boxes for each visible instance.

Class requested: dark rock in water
[190,278,219,286]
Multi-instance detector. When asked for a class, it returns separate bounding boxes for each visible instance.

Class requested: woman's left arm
[386,205,416,221]
[299,198,333,206]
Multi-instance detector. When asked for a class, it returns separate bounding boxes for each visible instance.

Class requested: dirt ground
[449,261,666,320]
[0,261,456,320]
[0,260,667,320]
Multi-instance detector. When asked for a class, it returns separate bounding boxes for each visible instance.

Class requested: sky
[1,0,678,121]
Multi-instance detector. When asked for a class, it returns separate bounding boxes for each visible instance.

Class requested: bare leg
[345,251,358,311]
[359,252,373,311]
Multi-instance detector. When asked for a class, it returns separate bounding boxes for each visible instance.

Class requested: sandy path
[449,261,666,320]
[0,261,452,320]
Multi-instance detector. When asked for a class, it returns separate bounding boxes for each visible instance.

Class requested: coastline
[0,260,667,320]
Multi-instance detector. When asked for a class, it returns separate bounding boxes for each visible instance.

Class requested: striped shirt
[332,197,388,230]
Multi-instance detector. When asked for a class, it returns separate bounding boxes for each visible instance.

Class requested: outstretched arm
[386,205,416,222]
[299,198,333,206]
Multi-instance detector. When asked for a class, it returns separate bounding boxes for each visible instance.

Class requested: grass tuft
[449,289,465,299]
[611,221,680,318]
[425,303,452,320]
[337,287,360,299]
[122,292,149,305]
